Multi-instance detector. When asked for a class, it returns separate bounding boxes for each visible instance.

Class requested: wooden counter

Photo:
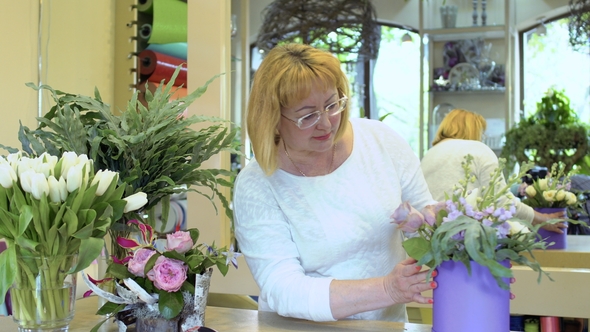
[522,235,590,269]
[0,296,431,332]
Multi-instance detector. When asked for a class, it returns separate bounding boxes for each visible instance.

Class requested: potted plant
[83,219,240,331]
[2,67,241,258]
[500,87,589,174]
[391,155,556,331]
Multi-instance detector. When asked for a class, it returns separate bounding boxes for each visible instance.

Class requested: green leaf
[70,237,104,273]
[63,207,79,237]
[17,205,34,237]
[107,262,134,280]
[144,252,161,276]
[96,301,126,316]
[158,290,184,319]
[402,237,432,263]
[0,246,16,306]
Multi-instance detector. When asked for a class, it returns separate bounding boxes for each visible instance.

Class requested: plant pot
[432,260,510,332]
[136,315,180,332]
[11,254,78,332]
[534,207,568,249]
[181,269,213,330]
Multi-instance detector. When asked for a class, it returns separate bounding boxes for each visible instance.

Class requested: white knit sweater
[233,118,434,322]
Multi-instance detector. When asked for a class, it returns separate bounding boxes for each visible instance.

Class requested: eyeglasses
[281,95,348,130]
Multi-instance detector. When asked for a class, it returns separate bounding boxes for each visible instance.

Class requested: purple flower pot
[432,260,510,332]
[534,207,568,249]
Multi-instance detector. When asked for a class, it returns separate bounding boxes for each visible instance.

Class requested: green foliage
[501,88,589,174]
[401,156,554,289]
[3,67,242,229]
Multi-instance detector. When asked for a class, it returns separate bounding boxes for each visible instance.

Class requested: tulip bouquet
[393,155,555,288]
[518,162,578,209]
[0,151,146,329]
[83,219,240,331]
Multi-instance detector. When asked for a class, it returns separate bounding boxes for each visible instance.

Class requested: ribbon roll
[138,49,187,87]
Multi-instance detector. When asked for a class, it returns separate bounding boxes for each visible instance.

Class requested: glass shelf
[423,26,506,41]
[429,88,506,95]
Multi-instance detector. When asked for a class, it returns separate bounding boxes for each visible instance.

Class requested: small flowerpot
[136,315,180,332]
[432,260,510,332]
[181,269,213,330]
[534,207,568,249]
[11,254,78,332]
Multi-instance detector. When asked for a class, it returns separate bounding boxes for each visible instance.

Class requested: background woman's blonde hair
[432,109,487,146]
[247,43,350,175]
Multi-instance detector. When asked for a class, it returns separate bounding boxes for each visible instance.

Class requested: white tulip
[565,192,577,205]
[60,152,79,180]
[537,179,549,191]
[123,192,148,213]
[542,190,557,202]
[66,164,83,193]
[0,163,17,189]
[58,177,68,201]
[30,172,50,200]
[91,170,118,196]
[555,190,566,201]
[20,170,35,193]
[525,185,537,197]
[47,176,62,203]
[507,220,530,241]
[40,152,58,170]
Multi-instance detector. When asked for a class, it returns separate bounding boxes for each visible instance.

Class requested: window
[250,24,422,155]
[521,16,590,121]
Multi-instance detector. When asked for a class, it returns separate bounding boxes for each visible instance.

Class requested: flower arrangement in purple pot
[392,155,558,288]
[391,155,565,331]
[83,219,240,331]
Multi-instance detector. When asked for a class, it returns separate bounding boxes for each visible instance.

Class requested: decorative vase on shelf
[534,207,568,249]
[11,253,78,332]
[440,5,458,29]
[432,260,510,332]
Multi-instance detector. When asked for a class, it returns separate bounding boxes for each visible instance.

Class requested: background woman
[420,108,566,233]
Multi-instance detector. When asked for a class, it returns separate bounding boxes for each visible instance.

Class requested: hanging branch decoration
[256,0,380,62]
[568,0,590,52]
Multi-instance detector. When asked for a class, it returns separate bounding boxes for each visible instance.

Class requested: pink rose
[146,256,188,292]
[166,231,194,254]
[391,201,426,233]
[128,248,157,277]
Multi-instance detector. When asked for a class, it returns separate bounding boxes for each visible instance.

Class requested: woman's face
[278,85,341,155]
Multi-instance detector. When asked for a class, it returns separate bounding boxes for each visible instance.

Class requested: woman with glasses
[233,43,437,322]
[420,108,566,233]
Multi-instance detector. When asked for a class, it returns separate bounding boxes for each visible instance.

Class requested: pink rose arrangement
[392,155,556,289]
[86,219,241,326]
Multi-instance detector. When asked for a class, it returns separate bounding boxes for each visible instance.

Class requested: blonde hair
[432,109,487,146]
[247,43,350,175]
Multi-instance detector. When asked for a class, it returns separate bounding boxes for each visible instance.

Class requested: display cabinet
[418,0,517,157]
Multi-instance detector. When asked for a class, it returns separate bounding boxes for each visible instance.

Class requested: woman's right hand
[535,210,568,234]
[382,257,436,305]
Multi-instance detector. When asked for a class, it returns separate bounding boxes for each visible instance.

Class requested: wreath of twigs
[256,0,380,62]
[569,0,590,53]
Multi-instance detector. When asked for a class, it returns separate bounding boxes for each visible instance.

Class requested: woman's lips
[314,133,331,141]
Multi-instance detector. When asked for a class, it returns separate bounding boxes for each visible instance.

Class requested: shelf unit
[418,0,518,156]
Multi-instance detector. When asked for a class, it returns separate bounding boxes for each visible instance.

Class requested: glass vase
[11,254,78,332]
